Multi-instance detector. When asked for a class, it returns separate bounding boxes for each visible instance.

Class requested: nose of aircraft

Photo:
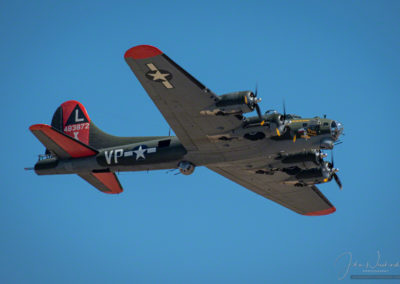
[331,120,344,140]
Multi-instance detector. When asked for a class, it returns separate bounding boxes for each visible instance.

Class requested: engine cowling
[293,161,332,186]
[280,151,326,166]
[200,91,259,116]
[178,161,195,175]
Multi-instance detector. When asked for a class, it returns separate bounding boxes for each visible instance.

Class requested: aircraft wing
[207,165,336,216]
[124,45,243,153]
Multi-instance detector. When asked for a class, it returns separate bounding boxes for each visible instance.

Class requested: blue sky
[1,0,400,283]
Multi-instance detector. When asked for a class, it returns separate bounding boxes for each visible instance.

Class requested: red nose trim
[124,45,163,59]
[303,206,336,216]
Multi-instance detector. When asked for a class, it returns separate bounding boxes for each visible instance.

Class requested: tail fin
[50,100,91,145]
[49,100,167,149]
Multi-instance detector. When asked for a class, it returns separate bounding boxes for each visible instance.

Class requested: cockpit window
[286,114,301,119]
[265,110,277,115]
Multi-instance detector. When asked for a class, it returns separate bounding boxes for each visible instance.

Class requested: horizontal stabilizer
[29,124,98,159]
[78,172,123,194]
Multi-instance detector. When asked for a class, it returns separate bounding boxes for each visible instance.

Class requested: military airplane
[29,45,344,216]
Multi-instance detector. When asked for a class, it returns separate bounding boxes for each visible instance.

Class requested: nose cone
[331,120,344,140]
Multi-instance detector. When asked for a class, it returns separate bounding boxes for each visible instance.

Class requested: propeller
[282,99,287,122]
[330,151,343,190]
[255,104,262,120]
[333,173,342,190]
[275,99,290,136]
[334,140,343,146]
[251,84,264,122]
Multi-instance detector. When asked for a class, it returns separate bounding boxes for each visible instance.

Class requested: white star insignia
[133,145,146,160]
[148,70,170,81]
[145,63,174,89]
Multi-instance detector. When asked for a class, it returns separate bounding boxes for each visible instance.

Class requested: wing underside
[124,45,336,214]
[124,45,243,155]
[208,165,335,216]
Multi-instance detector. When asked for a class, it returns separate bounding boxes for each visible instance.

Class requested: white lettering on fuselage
[105,150,114,165]
[104,146,157,165]
[104,149,124,165]
[114,149,123,164]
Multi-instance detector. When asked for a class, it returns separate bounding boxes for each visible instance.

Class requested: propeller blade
[255,104,262,120]
[283,99,286,121]
[333,173,343,190]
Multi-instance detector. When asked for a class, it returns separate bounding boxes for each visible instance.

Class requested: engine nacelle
[320,137,334,149]
[200,91,259,116]
[280,150,326,166]
[178,161,195,175]
[293,161,331,185]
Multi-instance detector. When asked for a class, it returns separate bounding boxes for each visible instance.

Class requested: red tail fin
[51,100,91,145]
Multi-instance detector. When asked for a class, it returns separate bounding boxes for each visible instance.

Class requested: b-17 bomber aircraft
[29,45,344,216]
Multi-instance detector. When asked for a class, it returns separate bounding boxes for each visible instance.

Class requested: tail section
[29,123,122,194]
[49,100,167,149]
[30,100,169,195]
[30,100,124,194]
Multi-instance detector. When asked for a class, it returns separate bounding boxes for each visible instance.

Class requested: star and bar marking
[145,63,174,89]
[105,145,157,165]
[123,145,157,160]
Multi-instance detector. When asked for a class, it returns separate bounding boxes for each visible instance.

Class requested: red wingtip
[304,207,336,216]
[124,45,163,59]
[29,123,50,131]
